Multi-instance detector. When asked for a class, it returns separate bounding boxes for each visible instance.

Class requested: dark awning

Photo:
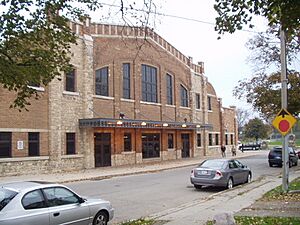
[79,118,213,130]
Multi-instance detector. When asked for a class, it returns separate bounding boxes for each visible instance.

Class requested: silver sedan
[190,159,252,189]
[0,181,114,225]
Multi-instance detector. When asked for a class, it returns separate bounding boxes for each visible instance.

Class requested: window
[196,93,200,109]
[124,133,132,152]
[166,74,173,105]
[95,67,109,96]
[142,134,160,158]
[0,189,17,211]
[168,133,174,149]
[66,133,76,155]
[230,134,234,145]
[0,132,11,158]
[215,134,219,145]
[208,133,213,146]
[228,160,239,169]
[225,134,228,145]
[43,187,80,207]
[28,132,39,156]
[197,133,201,147]
[123,63,131,99]
[180,85,188,107]
[22,190,46,210]
[142,65,157,103]
[208,96,212,110]
[65,68,76,92]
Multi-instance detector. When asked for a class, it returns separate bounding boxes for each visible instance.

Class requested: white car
[0,181,114,225]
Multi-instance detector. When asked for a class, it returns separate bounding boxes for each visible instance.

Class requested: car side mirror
[78,197,85,204]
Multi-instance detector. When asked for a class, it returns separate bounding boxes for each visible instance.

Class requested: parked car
[190,159,252,190]
[268,146,298,167]
[239,142,261,151]
[0,181,114,225]
[296,149,300,159]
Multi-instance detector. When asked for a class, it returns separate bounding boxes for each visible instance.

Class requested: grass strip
[234,216,300,225]
[262,177,300,201]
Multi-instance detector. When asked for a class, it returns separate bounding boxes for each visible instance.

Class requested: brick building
[0,19,238,176]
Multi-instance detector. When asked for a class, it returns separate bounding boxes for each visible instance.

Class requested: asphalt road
[67,150,293,224]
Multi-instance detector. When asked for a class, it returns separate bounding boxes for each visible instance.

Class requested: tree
[214,1,300,119]
[236,108,250,137]
[243,118,270,142]
[234,26,300,119]
[233,71,300,119]
[246,25,300,72]
[0,0,156,110]
[214,0,300,40]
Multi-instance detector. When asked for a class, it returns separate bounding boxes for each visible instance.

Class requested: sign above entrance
[272,108,297,136]
[79,118,213,130]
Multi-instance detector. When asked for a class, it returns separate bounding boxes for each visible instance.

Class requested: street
[67,151,288,224]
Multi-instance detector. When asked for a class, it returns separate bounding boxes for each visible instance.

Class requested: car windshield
[0,188,18,211]
[200,160,226,169]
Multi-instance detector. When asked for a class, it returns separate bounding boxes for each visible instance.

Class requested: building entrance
[94,133,111,167]
[181,133,190,158]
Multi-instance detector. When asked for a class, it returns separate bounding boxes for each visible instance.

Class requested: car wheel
[289,160,292,168]
[194,184,202,189]
[246,173,251,183]
[269,162,273,167]
[295,161,298,166]
[93,211,108,225]
[227,177,233,189]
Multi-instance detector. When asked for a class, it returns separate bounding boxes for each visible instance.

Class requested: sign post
[280,27,288,192]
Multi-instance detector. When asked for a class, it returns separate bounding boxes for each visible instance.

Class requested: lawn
[268,139,300,147]
[234,177,300,225]
[234,216,300,225]
[261,177,300,201]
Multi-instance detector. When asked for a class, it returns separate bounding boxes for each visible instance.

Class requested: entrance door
[94,133,111,167]
[181,134,190,158]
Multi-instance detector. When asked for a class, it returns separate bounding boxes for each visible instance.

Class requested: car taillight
[215,170,222,178]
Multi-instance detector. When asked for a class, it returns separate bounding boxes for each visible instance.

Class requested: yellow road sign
[272,108,297,136]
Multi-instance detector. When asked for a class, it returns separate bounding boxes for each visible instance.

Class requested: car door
[228,160,246,184]
[43,187,90,225]
[234,160,249,183]
[20,189,50,225]
[228,160,242,184]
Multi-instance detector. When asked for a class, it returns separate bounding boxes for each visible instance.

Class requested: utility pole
[280,26,289,192]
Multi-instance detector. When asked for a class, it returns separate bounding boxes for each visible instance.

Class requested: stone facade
[0,19,237,176]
